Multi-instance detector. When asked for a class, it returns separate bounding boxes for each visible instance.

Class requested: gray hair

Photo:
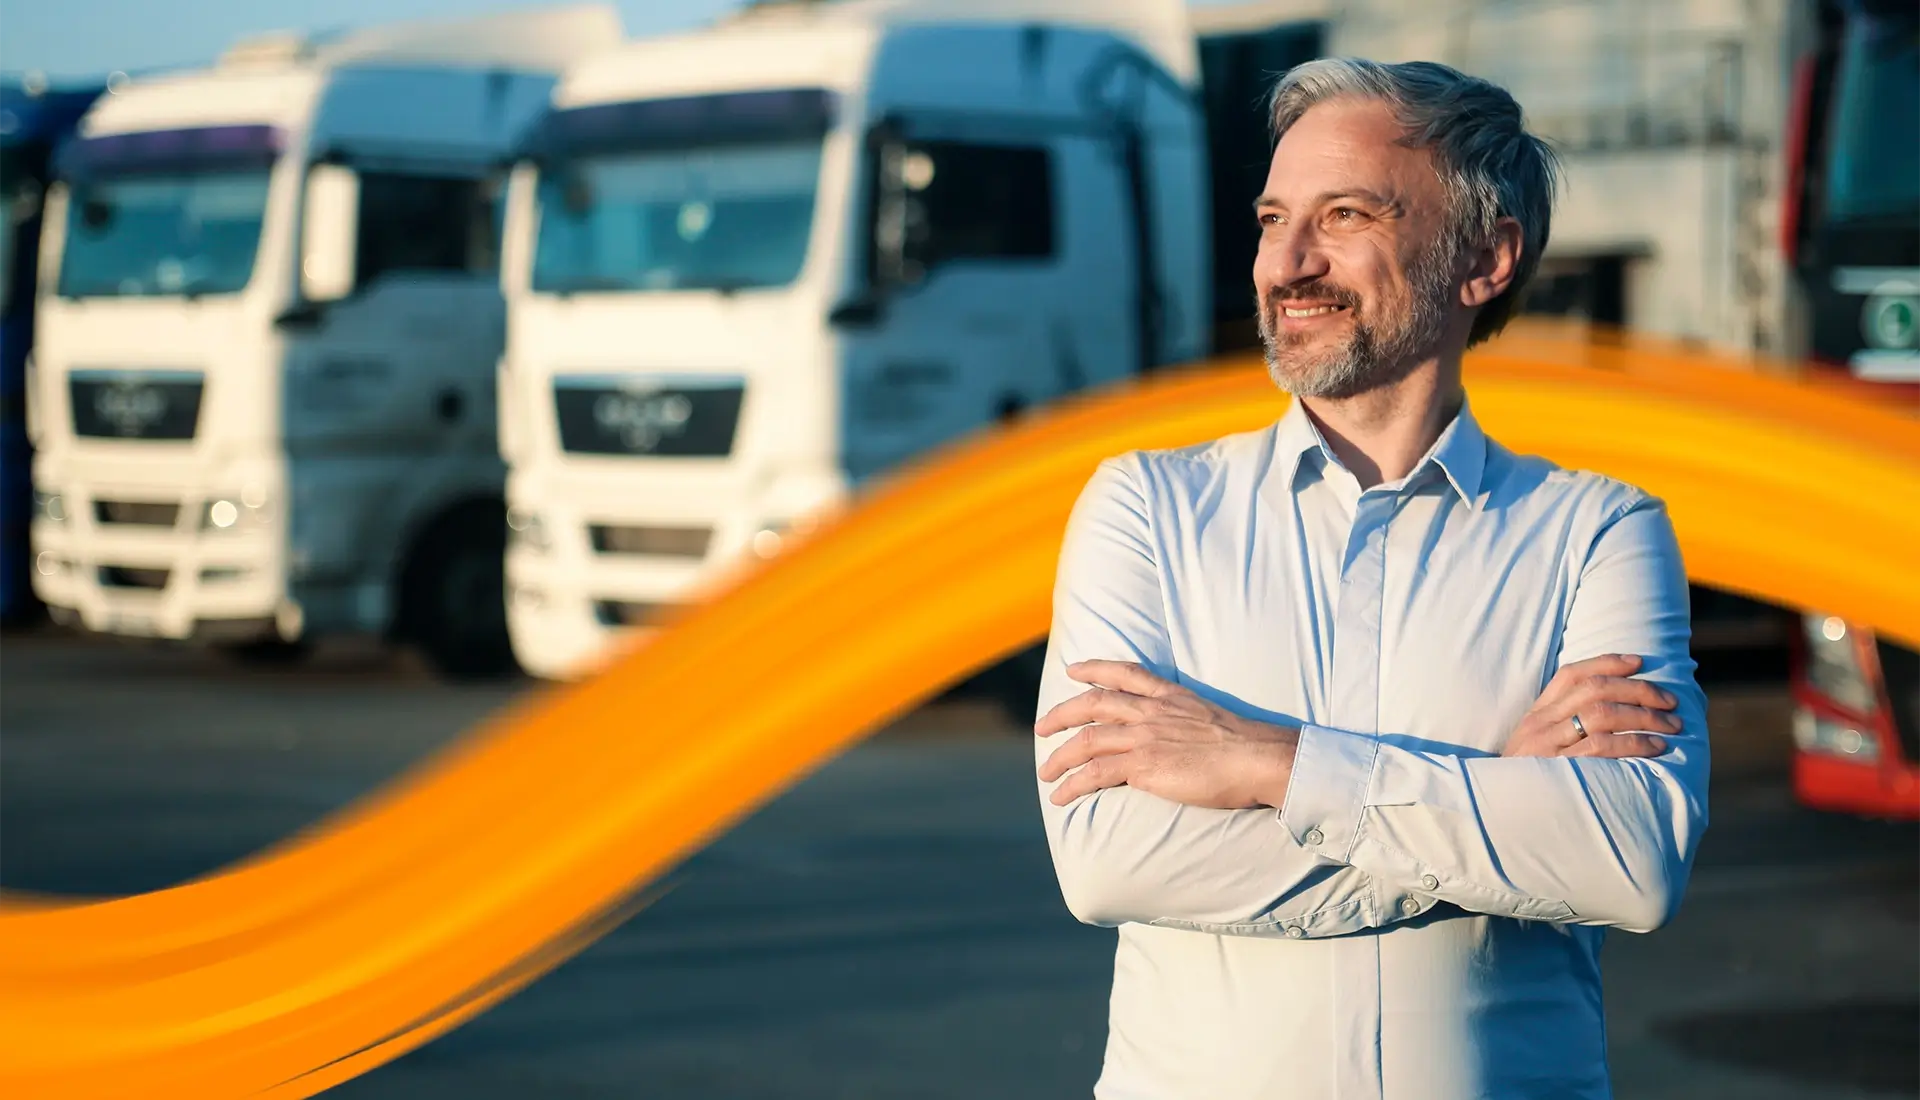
[1267,58,1561,347]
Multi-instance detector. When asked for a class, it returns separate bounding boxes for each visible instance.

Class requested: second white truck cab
[28,5,621,677]
[499,0,1253,680]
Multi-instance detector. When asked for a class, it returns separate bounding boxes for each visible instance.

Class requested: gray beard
[1260,248,1457,400]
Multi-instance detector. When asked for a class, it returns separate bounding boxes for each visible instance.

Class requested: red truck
[1781,0,1919,819]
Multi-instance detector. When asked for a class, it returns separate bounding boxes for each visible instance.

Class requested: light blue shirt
[1035,397,1710,1100]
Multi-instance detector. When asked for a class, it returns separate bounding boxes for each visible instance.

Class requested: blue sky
[1,1,1244,80]
[0,0,742,80]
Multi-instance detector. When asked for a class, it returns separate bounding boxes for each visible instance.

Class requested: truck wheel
[402,505,519,682]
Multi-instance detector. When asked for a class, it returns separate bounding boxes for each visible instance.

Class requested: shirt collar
[1274,397,1487,510]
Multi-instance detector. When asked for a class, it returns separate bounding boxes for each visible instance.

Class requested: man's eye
[1332,207,1364,223]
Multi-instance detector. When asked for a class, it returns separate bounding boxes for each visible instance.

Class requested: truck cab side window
[355,173,494,287]
[897,141,1056,270]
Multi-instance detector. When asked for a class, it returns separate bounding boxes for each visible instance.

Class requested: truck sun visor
[524,88,839,161]
[56,124,285,180]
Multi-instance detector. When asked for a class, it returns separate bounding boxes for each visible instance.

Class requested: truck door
[281,168,500,610]
[836,134,1063,483]
[288,169,499,452]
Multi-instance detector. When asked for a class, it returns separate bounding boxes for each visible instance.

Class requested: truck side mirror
[299,163,359,304]
[836,127,941,329]
[871,137,933,291]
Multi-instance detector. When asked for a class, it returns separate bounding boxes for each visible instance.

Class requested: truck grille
[70,371,203,441]
[98,565,171,590]
[1879,640,1920,765]
[589,524,711,559]
[94,499,182,528]
[554,377,742,457]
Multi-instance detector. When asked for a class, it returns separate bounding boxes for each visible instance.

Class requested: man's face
[1254,97,1461,399]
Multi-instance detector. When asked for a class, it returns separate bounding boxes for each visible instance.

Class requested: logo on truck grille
[593,390,693,451]
[554,376,743,457]
[69,370,203,440]
[96,381,169,435]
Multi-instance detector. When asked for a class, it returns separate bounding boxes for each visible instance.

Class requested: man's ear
[1460,217,1524,309]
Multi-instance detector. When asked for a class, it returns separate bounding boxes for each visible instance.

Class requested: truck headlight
[1802,614,1878,714]
[1793,706,1880,762]
[507,507,550,552]
[748,499,838,561]
[32,489,66,525]
[751,524,786,559]
[202,492,273,531]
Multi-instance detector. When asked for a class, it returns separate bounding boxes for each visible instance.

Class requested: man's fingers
[1572,677,1679,715]
[1575,701,1683,737]
[1049,754,1130,805]
[1537,670,1678,732]
[1547,713,1588,749]
[1540,654,1644,708]
[1604,700,1683,733]
[1036,687,1154,737]
[1562,732,1669,759]
[1037,724,1134,782]
[1067,659,1182,699]
[1035,662,1187,735]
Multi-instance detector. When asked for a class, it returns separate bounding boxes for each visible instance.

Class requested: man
[1033,59,1709,1100]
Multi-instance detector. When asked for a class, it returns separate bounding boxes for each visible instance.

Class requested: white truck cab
[499,0,1226,681]
[28,5,621,677]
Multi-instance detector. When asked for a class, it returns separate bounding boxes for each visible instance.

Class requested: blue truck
[1,78,103,626]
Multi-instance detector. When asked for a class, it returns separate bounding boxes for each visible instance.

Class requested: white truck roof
[81,5,621,139]
[219,3,624,74]
[719,0,1200,86]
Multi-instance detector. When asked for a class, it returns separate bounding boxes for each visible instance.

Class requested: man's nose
[1255,222,1331,294]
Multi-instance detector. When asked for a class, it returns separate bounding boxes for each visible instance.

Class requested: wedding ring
[1570,713,1588,738]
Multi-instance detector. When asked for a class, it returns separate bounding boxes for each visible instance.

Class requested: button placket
[1326,488,1393,1100]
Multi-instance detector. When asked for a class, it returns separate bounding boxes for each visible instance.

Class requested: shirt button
[1421,874,1440,891]
[1401,897,1421,916]
[1285,925,1305,939]
[1304,828,1325,847]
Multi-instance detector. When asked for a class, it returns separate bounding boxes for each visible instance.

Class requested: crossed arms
[1033,460,1711,938]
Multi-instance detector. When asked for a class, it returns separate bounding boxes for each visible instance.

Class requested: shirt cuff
[1276,723,1378,863]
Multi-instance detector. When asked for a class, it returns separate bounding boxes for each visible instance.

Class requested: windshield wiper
[676,277,760,296]
[548,275,638,297]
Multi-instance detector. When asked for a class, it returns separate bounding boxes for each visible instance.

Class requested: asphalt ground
[3,630,1915,1098]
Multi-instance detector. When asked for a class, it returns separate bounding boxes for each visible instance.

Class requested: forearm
[1039,699,1396,937]
[1277,724,1707,930]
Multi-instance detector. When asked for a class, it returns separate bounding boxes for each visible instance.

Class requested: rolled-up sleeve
[1036,457,1395,937]
[1277,494,1711,932]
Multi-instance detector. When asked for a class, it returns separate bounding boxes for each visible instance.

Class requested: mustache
[1264,281,1362,311]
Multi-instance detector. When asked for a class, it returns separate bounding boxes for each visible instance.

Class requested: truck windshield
[56,170,271,298]
[531,140,822,294]
[1824,14,1920,224]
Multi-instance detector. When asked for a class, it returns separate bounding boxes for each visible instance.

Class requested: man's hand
[1503,653,1680,759]
[1035,660,1298,809]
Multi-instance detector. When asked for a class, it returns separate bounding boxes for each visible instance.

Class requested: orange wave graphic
[2,325,1917,1097]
